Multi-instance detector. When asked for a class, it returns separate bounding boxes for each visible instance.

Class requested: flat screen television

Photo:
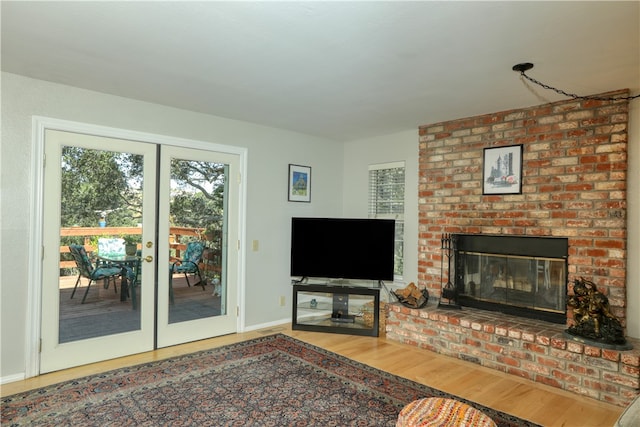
[290,217,395,282]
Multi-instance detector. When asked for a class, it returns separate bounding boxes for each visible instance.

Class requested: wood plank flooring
[1,326,624,426]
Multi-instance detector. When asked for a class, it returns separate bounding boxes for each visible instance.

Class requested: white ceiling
[2,1,639,141]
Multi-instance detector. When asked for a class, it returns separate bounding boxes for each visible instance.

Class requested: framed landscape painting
[288,164,311,202]
[482,145,523,195]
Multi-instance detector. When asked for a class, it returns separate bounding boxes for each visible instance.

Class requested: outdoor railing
[59,226,203,270]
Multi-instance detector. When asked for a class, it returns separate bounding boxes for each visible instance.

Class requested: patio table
[97,254,141,309]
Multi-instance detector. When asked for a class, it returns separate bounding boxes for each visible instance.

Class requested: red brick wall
[417,90,629,326]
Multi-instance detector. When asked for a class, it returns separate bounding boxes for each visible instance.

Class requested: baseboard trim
[243,319,289,332]
[1,372,26,385]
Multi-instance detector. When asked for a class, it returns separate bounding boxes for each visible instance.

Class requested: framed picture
[482,144,523,195]
[288,164,311,202]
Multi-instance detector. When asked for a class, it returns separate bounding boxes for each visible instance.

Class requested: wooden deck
[57,274,221,342]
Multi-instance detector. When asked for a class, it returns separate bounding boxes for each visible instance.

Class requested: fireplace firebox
[454,235,568,324]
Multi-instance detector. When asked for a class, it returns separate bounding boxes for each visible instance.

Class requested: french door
[40,129,239,373]
[156,145,239,348]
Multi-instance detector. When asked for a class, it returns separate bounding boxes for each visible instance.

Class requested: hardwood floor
[2,325,624,426]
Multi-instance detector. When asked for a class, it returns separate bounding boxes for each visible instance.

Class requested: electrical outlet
[279,295,286,306]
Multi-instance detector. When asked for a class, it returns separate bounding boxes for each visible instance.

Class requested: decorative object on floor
[397,397,497,427]
[565,277,632,349]
[288,163,311,202]
[439,233,460,309]
[392,282,429,308]
[1,334,539,427]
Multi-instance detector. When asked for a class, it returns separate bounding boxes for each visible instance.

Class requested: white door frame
[26,116,247,378]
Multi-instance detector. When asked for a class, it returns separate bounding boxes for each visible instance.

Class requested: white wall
[0,72,344,379]
[342,129,419,297]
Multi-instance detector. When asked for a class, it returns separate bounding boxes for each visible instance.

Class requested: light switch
[252,240,259,251]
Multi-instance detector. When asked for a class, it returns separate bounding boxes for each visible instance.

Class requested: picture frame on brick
[482,144,523,195]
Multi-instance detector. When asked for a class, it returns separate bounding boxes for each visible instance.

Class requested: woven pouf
[396,397,497,427]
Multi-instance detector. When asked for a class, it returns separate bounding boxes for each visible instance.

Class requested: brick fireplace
[385,90,640,406]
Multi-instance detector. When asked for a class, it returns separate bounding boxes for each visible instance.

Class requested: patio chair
[68,244,122,304]
[97,237,126,290]
[126,250,143,310]
[169,241,205,304]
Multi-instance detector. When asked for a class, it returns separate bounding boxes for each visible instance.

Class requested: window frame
[368,161,405,280]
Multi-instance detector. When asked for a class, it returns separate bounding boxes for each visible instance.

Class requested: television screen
[290,217,395,281]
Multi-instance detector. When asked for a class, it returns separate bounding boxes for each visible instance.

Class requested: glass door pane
[167,159,227,324]
[58,146,144,342]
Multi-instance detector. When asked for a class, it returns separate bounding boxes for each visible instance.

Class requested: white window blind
[369,162,405,277]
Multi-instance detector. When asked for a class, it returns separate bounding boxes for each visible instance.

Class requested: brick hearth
[386,303,640,407]
[388,90,638,406]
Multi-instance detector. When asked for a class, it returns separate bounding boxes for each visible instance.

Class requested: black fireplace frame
[454,234,569,324]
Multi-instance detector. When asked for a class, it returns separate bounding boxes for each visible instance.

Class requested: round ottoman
[396,397,497,427]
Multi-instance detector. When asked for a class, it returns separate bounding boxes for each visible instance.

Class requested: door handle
[144,255,153,262]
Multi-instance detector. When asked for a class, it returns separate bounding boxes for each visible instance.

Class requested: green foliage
[60,148,225,236]
[169,159,225,230]
[170,193,216,228]
[121,234,140,245]
[61,147,142,227]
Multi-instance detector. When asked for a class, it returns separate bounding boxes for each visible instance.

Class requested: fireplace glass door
[457,251,567,323]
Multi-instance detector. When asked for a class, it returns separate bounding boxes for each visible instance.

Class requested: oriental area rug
[2,334,539,426]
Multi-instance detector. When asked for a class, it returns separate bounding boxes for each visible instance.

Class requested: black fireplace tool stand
[438,233,460,309]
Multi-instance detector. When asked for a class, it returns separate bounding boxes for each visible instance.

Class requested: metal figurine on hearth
[438,233,460,309]
[565,277,631,350]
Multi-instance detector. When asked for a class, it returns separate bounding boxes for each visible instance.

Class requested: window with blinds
[368,162,405,278]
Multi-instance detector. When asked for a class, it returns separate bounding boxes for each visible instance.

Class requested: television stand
[292,282,380,337]
[331,315,355,323]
